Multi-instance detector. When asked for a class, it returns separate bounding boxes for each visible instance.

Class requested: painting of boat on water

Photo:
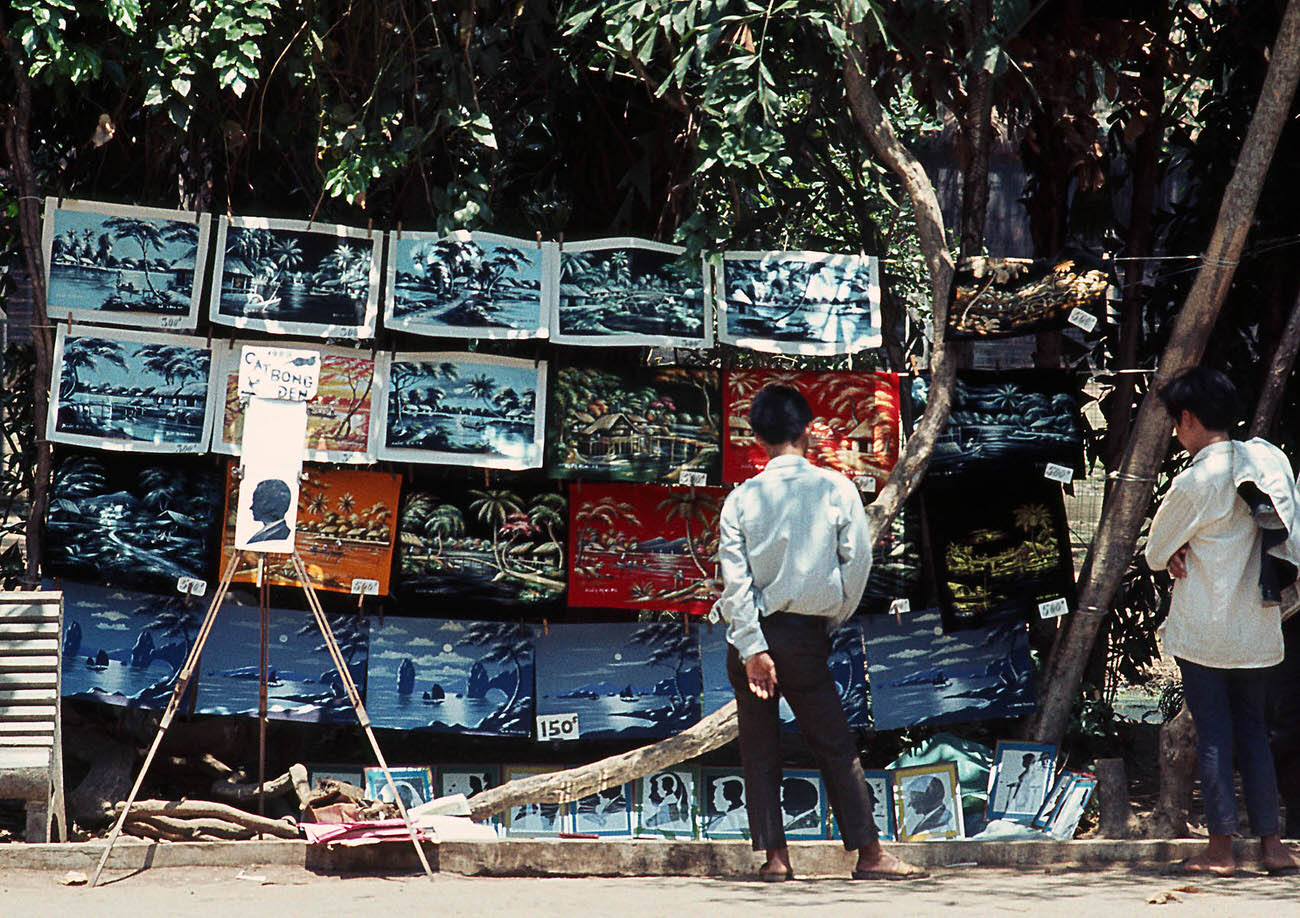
[553,238,710,347]
[395,484,566,606]
[376,352,546,469]
[46,453,221,593]
[535,622,701,741]
[547,365,721,484]
[385,230,551,340]
[209,215,381,339]
[862,607,1036,732]
[947,253,1110,339]
[716,251,881,355]
[48,325,215,453]
[567,483,723,615]
[366,618,535,737]
[42,198,210,331]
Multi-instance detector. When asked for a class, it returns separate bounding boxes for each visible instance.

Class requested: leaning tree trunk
[1030,0,1300,744]
[1250,282,1300,439]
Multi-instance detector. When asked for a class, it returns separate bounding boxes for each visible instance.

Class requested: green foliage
[0,344,34,589]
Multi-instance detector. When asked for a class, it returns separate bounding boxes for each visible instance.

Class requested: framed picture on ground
[572,782,634,836]
[1044,772,1096,840]
[636,768,699,839]
[364,766,434,810]
[987,741,1058,822]
[893,762,964,841]
[1031,771,1074,831]
[502,766,569,836]
[829,770,895,842]
[700,769,749,840]
[307,766,366,790]
[436,765,499,801]
[779,770,827,841]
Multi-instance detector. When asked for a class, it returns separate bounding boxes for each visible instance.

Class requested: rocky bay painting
[376,352,546,469]
[384,230,551,340]
[553,238,710,347]
[534,622,702,741]
[42,198,210,331]
[723,369,900,491]
[568,483,723,615]
[546,365,721,485]
[396,484,566,606]
[48,325,215,453]
[717,251,882,355]
[366,618,535,737]
[636,767,699,839]
[215,343,378,463]
[862,607,1036,732]
[947,254,1110,339]
[209,215,381,339]
[46,453,221,593]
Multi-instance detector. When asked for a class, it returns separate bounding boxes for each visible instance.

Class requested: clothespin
[535,231,543,250]
[484,468,490,487]
[557,232,564,253]
[366,218,373,239]
[542,617,549,636]
[396,221,402,240]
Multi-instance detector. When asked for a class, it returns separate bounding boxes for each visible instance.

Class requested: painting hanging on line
[859,501,925,615]
[208,215,381,339]
[42,198,211,331]
[715,250,882,355]
[946,253,1110,339]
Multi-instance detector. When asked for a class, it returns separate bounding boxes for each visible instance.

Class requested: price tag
[1038,597,1069,619]
[176,576,208,598]
[679,470,708,487]
[536,712,580,742]
[856,476,878,493]
[350,578,380,596]
[889,598,911,616]
[1067,307,1098,332]
[1043,462,1074,484]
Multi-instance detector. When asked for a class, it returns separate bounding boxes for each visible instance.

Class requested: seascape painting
[947,254,1110,339]
[567,483,723,615]
[636,768,699,839]
[534,622,702,741]
[46,453,221,593]
[503,766,568,836]
[366,618,535,737]
[49,325,215,453]
[572,783,634,836]
[377,352,546,469]
[723,369,900,491]
[862,607,1036,732]
[717,251,882,355]
[859,503,924,615]
[700,769,749,839]
[384,230,551,339]
[396,484,565,606]
[43,198,210,331]
[215,343,378,463]
[209,215,381,339]
[553,238,710,347]
[547,365,721,485]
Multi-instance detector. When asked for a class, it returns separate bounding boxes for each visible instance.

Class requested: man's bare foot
[1176,851,1236,877]
[1261,836,1300,874]
[760,847,794,880]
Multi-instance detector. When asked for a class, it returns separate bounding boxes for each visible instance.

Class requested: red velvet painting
[722,370,901,490]
[568,482,725,614]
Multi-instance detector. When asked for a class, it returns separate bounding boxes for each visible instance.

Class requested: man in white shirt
[1145,367,1300,876]
[715,384,924,881]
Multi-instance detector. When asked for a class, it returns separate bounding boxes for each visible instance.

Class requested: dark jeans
[1178,657,1281,837]
[1268,616,1300,837]
[726,613,878,851]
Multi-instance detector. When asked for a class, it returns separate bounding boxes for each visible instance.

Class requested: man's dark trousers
[725,612,878,850]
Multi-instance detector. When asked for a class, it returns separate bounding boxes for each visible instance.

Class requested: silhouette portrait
[247,477,293,544]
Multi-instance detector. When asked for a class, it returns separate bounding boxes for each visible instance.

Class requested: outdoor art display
[715,251,882,355]
[552,238,710,347]
[376,352,547,469]
[723,369,900,491]
[946,254,1110,339]
[209,215,382,339]
[219,463,402,595]
[859,502,924,615]
[395,484,566,606]
[924,472,1075,629]
[365,766,434,810]
[567,482,723,614]
[1038,771,1097,839]
[907,371,1085,478]
[48,325,216,453]
[503,766,568,836]
[46,453,221,592]
[700,769,749,839]
[546,365,721,485]
[636,768,699,839]
[384,230,551,340]
[366,618,536,737]
[572,783,634,836]
[862,607,1036,731]
[214,343,378,463]
[42,198,211,331]
[987,741,1058,822]
[893,762,965,841]
[534,622,701,741]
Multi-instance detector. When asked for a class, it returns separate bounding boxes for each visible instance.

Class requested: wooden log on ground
[123,818,189,843]
[1146,704,1198,838]
[210,769,296,804]
[289,764,312,812]
[1095,757,1139,838]
[128,813,256,841]
[114,799,300,839]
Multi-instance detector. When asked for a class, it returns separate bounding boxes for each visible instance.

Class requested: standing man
[1145,367,1300,876]
[715,384,925,881]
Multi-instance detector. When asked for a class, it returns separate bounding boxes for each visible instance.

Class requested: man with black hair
[1146,366,1300,876]
[715,384,924,881]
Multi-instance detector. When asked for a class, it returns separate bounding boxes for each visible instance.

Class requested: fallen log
[123,818,190,843]
[127,814,253,841]
[114,799,300,839]
[210,769,296,804]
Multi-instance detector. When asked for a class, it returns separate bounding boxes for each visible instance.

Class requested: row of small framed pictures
[985,740,1096,839]
[43,198,882,355]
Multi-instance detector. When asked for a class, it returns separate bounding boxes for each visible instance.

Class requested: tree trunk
[113,799,300,838]
[65,733,137,830]
[959,0,994,260]
[1146,704,1197,838]
[1095,756,1139,838]
[1030,0,1300,744]
[1250,283,1300,438]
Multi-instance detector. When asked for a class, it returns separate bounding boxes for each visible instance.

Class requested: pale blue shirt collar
[763,454,810,470]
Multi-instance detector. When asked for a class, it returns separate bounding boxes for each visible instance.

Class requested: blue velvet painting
[859,502,924,615]
[862,607,1036,731]
[572,782,633,836]
[367,618,535,737]
[534,622,701,741]
[191,600,368,723]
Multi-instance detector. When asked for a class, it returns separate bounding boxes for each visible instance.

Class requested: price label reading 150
[536,712,580,741]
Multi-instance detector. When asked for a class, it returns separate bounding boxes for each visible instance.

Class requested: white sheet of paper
[234,397,307,552]
[238,345,321,401]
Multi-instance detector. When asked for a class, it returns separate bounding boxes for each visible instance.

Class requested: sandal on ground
[1170,857,1235,878]
[1265,864,1300,877]
[758,869,795,882]
[851,864,929,881]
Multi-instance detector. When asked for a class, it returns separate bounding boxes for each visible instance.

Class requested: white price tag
[679,470,708,487]
[536,712,580,742]
[1038,597,1069,619]
[350,578,380,596]
[888,598,911,616]
[1043,462,1074,484]
[1067,307,1098,332]
[856,476,878,493]
[176,576,208,598]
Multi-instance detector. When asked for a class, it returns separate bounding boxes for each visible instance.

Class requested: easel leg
[257,557,269,823]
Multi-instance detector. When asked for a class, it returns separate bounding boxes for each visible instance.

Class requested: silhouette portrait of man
[247,478,293,544]
[709,776,747,831]
[904,775,953,837]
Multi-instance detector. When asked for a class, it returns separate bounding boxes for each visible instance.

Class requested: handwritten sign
[350,578,380,596]
[1044,462,1074,484]
[679,470,708,487]
[1038,597,1069,619]
[857,477,878,493]
[536,712,580,741]
[238,346,321,401]
[176,576,208,598]
[1067,308,1098,333]
[888,598,911,616]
